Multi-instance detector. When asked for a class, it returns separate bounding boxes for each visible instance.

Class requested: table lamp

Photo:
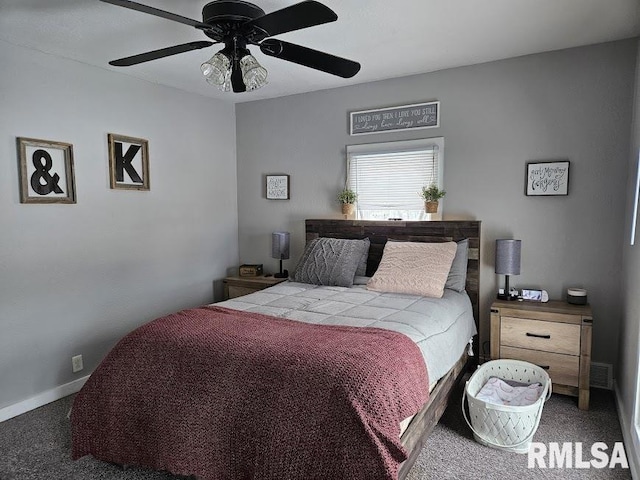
[495,239,521,300]
[272,232,290,278]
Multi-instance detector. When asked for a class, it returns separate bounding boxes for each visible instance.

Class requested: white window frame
[346,137,444,221]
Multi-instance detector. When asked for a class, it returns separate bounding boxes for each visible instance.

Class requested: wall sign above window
[108,133,150,191]
[349,101,440,136]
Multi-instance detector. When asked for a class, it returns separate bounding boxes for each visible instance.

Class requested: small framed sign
[525,160,570,196]
[266,174,290,200]
[17,137,76,204]
[108,133,150,191]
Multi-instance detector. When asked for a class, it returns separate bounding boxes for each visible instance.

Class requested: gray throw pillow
[292,237,370,287]
[445,239,469,292]
[355,240,369,277]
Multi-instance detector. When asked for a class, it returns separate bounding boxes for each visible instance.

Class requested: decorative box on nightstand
[490,299,593,410]
[223,275,288,300]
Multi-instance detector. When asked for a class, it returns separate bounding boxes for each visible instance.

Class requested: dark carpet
[0,387,631,479]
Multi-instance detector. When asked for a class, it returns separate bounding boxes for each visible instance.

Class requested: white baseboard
[0,375,90,423]
[614,380,639,479]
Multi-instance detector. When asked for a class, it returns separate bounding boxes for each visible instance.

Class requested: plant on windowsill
[419,183,446,213]
[337,189,358,215]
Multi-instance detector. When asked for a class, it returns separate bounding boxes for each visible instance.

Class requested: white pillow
[366,241,457,298]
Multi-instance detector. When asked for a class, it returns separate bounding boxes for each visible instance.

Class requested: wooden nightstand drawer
[498,307,580,324]
[228,286,259,299]
[501,316,580,356]
[501,346,579,387]
[223,275,288,300]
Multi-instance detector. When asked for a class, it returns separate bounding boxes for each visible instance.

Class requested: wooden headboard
[305,219,481,329]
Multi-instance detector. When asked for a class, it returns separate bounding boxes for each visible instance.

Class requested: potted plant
[337,189,358,215]
[420,183,446,213]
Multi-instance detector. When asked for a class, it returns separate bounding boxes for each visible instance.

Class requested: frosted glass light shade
[201,52,231,88]
[240,54,268,91]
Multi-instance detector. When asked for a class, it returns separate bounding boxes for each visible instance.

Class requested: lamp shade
[271,232,290,260]
[240,53,268,91]
[495,239,521,275]
[201,52,231,87]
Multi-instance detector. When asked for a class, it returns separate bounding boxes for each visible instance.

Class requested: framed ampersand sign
[17,137,77,204]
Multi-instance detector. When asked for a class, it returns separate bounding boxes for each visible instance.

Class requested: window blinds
[347,146,439,211]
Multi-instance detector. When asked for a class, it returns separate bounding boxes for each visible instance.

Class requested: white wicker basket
[462,359,552,454]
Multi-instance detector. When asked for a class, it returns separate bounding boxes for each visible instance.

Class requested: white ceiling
[1,0,639,104]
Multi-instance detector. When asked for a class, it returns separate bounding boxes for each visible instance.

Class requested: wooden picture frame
[266,174,290,200]
[525,160,570,196]
[17,137,76,204]
[108,133,150,191]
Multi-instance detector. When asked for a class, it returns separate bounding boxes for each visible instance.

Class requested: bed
[300,219,481,479]
[71,219,481,480]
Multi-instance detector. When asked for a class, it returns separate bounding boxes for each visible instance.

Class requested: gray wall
[617,38,640,476]
[0,41,238,409]
[236,40,637,368]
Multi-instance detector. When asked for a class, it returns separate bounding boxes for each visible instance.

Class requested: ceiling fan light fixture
[201,51,231,87]
[240,53,268,91]
[104,0,360,94]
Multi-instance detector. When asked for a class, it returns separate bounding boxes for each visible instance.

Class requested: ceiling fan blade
[244,1,337,38]
[260,39,360,78]
[109,41,214,67]
[100,0,210,30]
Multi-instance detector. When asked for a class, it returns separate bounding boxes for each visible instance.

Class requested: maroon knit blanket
[71,306,429,480]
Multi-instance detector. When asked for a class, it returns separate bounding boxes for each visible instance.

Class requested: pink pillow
[367,241,457,298]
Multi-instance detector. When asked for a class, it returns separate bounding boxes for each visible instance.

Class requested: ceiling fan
[100,0,361,93]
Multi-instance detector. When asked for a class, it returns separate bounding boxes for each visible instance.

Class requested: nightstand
[490,299,593,410]
[223,275,288,300]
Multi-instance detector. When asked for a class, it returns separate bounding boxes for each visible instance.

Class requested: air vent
[590,362,613,390]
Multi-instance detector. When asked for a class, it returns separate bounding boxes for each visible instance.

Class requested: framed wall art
[349,101,440,136]
[525,160,570,196]
[266,174,290,200]
[108,133,150,191]
[17,137,76,204]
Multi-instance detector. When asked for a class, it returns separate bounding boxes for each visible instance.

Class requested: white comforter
[217,281,477,385]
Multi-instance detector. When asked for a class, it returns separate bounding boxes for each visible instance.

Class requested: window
[346,137,444,220]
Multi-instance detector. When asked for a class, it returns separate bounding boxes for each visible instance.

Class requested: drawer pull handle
[526,332,551,339]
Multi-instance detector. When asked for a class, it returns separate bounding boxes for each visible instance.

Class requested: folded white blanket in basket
[476,377,543,406]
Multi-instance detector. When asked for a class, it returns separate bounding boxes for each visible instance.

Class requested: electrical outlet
[72,354,83,373]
